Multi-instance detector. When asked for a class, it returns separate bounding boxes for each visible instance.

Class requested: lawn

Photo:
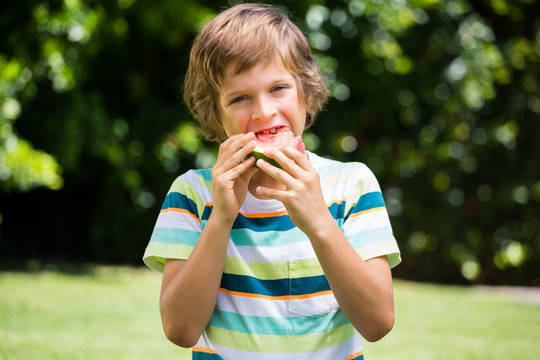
[1,266,539,359]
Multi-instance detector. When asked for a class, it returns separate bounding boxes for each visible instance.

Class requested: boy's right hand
[210,132,258,225]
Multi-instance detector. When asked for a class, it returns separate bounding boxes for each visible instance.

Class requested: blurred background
[1,0,539,286]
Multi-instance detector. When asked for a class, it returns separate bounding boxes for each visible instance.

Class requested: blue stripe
[150,227,200,246]
[328,200,346,220]
[221,273,331,297]
[202,205,212,221]
[164,194,344,232]
[232,201,344,232]
[192,351,223,360]
[230,227,308,247]
[346,191,385,220]
[291,274,331,296]
[193,168,212,182]
[162,192,199,216]
[233,212,296,231]
[222,273,289,296]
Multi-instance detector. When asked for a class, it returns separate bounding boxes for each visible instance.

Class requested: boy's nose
[252,96,277,122]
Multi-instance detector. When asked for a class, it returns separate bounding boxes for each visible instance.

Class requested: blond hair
[183,3,329,142]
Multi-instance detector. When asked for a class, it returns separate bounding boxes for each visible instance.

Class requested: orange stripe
[329,198,346,205]
[344,350,364,360]
[203,200,290,218]
[349,206,385,218]
[160,208,201,223]
[192,347,218,354]
[239,199,346,218]
[238,210,288,218]
[219,288,333,300]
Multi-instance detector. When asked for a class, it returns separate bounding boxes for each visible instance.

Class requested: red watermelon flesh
[250,127,305,168]
[254,126,305,154]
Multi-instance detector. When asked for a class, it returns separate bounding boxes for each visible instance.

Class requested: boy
[143,3,400,359]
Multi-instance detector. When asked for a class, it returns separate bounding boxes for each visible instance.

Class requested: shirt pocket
[288,257,339,317]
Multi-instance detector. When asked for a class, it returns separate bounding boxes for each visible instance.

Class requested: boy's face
[218,59,307,139]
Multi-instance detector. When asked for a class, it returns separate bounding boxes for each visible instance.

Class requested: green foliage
[0,56,63,191]
[0,0,538,285]
[295,0,540,285]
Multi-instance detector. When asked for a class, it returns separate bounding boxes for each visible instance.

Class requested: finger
[264,148,301,175]
[240,159,259,182]
[256,157,295,185]
[281,147,311,170]
[254,185,284,201]
[224,155,257,181]
[239,156,257,177]
[219,133,255,158]
[216,134,256,170]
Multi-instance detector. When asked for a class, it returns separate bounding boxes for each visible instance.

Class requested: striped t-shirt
[143,151,400,360]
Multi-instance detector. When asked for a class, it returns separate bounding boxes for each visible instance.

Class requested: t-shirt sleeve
[341,164,401,268]
[142,171,207,273]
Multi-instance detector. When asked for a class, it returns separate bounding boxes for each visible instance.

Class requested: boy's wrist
[303,213,341,244]
[207,210,237,230]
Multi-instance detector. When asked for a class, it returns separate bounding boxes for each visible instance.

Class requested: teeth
[259,128,278,135]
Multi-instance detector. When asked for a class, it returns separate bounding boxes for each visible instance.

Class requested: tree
[299,0,540,285]
[1,0,538,285]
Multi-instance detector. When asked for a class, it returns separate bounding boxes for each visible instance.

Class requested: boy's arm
[256,147,395,342]
[305,220,395,342]
[160,214,233,348]
[159,133,258,348]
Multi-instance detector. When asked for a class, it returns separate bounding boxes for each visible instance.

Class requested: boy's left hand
[255,147,332,236]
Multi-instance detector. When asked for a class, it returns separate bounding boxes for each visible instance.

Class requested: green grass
[363,281,540,359]
[0,267,189,360]
[1,267,539,359]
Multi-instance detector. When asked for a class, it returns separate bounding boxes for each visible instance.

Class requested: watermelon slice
[250,126,305,168]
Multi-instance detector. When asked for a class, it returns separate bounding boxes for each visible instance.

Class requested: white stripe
[215,291,299,317]
[343,210,391,233]
[210,332,363,360]
[154,211,202,232]
[227,237,315,263]
[357,241,401,266]
[215,291,340,318]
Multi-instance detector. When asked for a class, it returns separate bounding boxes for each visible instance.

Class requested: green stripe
[143,242,193,272]
[224,257,325,280]
[206,322,354,353]
[288,258,325,278]
[224,257,288,279]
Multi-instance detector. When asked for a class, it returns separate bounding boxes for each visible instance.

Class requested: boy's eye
[230,96,247,104]
[272,85,286,92]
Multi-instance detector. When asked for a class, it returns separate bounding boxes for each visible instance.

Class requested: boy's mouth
[255,125,288,140]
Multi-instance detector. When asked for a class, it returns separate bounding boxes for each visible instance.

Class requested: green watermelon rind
[249,150,281,169]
